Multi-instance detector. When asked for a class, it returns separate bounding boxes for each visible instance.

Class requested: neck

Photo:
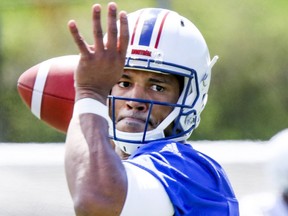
[114,144,130,160]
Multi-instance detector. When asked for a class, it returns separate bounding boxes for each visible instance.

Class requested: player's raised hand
[68,2,129,102]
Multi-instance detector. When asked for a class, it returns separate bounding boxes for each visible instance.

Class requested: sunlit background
[0,1,288,215]
[0,0,287,142]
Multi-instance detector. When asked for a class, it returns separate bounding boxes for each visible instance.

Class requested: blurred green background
[0,0,287,142]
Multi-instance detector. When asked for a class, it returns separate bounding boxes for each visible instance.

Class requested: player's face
[110,69,180,133]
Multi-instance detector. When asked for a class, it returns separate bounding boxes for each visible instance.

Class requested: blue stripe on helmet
[138,9,161,46]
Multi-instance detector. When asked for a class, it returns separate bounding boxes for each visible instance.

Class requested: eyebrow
[149,77,171,84]
[121,74,131,80]
[150,74,177,85]
[121,73,176,85]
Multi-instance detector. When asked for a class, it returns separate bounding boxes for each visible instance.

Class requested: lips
[116,113,155,132]
[122,116,146,124]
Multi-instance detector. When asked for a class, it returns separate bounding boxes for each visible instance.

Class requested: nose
[125,85,149,112]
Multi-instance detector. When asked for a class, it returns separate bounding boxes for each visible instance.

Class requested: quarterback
[65,2,239,215]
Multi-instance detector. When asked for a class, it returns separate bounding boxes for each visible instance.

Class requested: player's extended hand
[68,2,129,103]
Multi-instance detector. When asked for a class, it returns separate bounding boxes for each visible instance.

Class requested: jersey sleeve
[120,162,174,216]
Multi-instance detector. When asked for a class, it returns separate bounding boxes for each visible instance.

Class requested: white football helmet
[108,8,218,154]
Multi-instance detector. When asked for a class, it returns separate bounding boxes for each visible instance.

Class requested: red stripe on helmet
[154,11,170,48]
[130,10,144,45]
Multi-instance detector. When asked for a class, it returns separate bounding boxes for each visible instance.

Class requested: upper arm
[120,162,174,216]
[65,115,127,216]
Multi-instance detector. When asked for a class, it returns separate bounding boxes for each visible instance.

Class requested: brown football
[17,55,79,133]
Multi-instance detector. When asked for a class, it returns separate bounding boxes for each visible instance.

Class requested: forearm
[65,2,129,215]
[65,113,127,215]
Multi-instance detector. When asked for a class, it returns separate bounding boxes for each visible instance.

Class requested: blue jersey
[126,140,239,216]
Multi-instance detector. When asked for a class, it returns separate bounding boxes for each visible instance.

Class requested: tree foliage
[0,0,287,142]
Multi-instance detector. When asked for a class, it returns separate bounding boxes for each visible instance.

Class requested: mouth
[116,115,155,132]
[122,116,146,123]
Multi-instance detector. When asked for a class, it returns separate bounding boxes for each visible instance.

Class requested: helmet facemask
[105,8,218,154]
[108,58,200,154]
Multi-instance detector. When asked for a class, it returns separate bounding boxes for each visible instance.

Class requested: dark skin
[111,70,180,133]
[65,2,180,215]
[112,70,180,159]
[65,3,129,216]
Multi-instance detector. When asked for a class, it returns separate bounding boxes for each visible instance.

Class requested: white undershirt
[120,162,174,216]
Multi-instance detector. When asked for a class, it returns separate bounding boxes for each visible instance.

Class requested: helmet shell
[109,8,218,154]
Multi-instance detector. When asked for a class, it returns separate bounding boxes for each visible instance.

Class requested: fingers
[93,2,129,57]
[106,2,118,51]
[68,20,90,57]
[118,11,129,57]
[69,2,129,58]
[92,4,104,51]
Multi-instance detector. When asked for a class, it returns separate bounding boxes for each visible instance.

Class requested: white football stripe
[31,60,51,119]
[149,10,169,48]
[132,10,146,46]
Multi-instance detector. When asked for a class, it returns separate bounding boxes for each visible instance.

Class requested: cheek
[109,99,124,119]
[170,90,180,104]
[151,91,179,124]
[110,85,122,117]
[110,85,118,96]
[152,104,173,123]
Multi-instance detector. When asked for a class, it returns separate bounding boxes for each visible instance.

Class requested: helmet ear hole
[202,93,208,109]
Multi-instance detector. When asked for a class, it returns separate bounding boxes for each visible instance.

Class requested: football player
[65,2,239,215]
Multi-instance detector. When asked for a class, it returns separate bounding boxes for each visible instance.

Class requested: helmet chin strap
[113,128,165,154]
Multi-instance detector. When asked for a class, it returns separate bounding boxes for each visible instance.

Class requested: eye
[118,81,131,88]
[151,84,164,92]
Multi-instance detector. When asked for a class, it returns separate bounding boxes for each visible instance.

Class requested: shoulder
[129,140,224,180]
[126,140,239,215]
